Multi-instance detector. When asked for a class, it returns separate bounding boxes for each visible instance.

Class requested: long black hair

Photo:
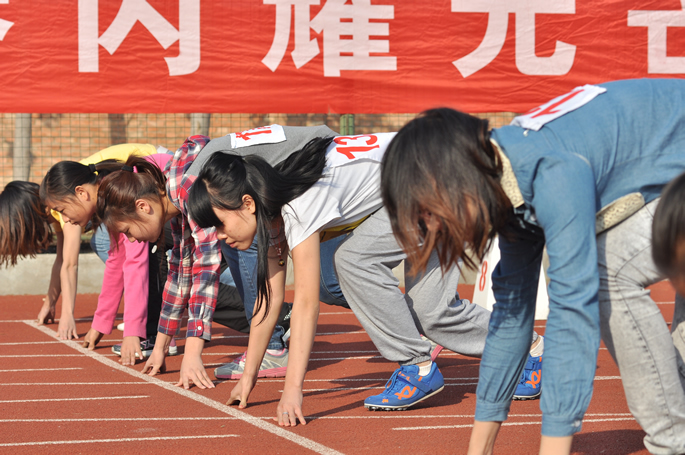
[189,136,333,321]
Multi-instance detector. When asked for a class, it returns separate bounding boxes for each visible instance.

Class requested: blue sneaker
[364,363,445,411]
[513,353,542,400]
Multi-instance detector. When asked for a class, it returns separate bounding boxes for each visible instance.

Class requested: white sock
[529,336,544,357]
[418,361,433,376]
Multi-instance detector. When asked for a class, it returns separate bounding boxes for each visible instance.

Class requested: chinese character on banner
[78,0,200,76]
[451,0,577,77]
[628,1,685,73]
[262,0,396,77]
[0,0,13,41]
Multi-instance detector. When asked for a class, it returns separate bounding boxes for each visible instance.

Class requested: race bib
[511,85,607,131]
[229,125,286,149]
[326,132,397,168]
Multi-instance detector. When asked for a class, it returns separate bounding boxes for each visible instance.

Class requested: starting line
[22,320,344,455]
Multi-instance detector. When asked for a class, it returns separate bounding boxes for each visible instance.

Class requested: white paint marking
[0,354,84,358]
[297,383,478,393]
[0,382,156,386]
[0,395,148,403]
[0,341,63,346]
[317,330,366,336]
[0,368,82,372]
[25,321,344,455]
[393,417,636,431]
[0,434,238,447]
[271,412,633,421]
[0,417,236,423]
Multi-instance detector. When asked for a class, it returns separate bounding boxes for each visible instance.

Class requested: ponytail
[40,158,140,203]
[189,136,333,321]
[95,155,167,245]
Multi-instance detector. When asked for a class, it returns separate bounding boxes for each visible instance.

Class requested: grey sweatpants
[334,207,492,365]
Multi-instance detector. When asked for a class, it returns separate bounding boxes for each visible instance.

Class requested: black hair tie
[88,163,97,174]
[121,165,134,172]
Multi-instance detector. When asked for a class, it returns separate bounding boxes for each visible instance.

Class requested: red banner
[1,0,684,114]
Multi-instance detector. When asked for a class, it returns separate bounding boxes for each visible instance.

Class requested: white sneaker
[116,322,125,331]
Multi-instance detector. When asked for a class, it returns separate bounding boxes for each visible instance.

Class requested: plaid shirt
[158,135,219,341]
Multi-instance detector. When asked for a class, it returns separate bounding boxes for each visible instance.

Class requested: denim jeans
[90,225,111,263]
[597,199,685,455]
[221,233,349,350]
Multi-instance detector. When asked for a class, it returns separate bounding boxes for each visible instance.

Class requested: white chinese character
[628,1,685,73]
[262,0,396,77]
[452,0,576,77]
[262,0,321,71]
[0,0,13,41]
[78,0,200,76]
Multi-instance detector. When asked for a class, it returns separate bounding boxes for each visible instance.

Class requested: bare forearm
[59,262,78,316]
[283,298,319,390]
[47,257,62,304]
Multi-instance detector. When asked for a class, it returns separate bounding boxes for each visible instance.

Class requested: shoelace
[233,352,247,366]
[382,366,411,394]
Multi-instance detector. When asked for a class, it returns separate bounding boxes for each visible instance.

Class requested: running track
[0,283,673,454]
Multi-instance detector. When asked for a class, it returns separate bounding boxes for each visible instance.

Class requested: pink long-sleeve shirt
[90,152,172,338]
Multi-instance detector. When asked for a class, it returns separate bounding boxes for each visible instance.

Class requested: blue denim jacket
[477,78,685,436]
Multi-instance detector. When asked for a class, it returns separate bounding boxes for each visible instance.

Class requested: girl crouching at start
[187,134,542,425]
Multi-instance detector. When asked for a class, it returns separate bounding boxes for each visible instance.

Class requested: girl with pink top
[40,151,174,365]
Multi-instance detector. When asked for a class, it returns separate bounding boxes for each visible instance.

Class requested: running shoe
[364,362,445,411]
[214,349,288,380]
[116,322,125,331]
[421,335,444,361]
[513,353,542,400]
[111,336,178,358]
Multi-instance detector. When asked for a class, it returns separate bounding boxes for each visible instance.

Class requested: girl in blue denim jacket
[381,78,685,455]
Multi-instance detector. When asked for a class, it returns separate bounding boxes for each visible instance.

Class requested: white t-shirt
[282,133,396,250]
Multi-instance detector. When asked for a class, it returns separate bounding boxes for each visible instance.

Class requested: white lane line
[1,382,156,386]
[393,417,636,431]
[0,341,64,346]
[317,330,366,336]
[202,353,384,360]
[0,434,238,447]
[277,412,633,421]
[1,417,236,423]
[252,376,620,385]
[0,396,148,403]
[25,321,343,455]
[310,356,382,361]
[297,383,479,393]
[0,355,84,358]
[0,368,82,372]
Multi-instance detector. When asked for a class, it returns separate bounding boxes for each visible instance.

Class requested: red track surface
[1,282,674,454]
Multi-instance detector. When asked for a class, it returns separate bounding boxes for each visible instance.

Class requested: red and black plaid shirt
[158,135,220,341]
